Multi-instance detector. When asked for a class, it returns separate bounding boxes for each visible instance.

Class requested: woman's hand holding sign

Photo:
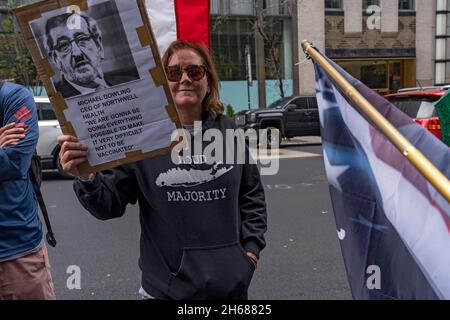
[57,135,94,180]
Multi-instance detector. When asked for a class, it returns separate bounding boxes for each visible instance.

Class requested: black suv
[234,95,320,145]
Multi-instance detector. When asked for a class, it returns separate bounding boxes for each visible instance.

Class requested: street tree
[252,0,293,100]
[0,3,43,96]
[211,0,295,105]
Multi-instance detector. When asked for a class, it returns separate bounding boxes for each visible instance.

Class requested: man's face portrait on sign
[29,1,140,99]
[46,14,105,89]
[45,13,108,96]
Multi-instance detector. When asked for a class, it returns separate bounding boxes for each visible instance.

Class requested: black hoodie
[73,113,267,300]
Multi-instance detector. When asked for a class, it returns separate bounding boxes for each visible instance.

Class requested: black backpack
[0,82,56,247]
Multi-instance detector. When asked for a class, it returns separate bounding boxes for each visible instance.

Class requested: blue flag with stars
[314,52,450,300]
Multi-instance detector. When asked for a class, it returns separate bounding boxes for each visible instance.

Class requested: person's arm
[58,134,139,220]
[0,84,38,182]
[239,160,268,264]
[73,166,139,221]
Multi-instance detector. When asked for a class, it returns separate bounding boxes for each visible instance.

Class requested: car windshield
[267,97,292,109]
[36,102,57,120]
[388,98,438,119]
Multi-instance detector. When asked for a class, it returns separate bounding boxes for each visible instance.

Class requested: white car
[34,97,69,177]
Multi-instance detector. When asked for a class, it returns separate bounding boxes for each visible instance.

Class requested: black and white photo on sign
[27,0,177,168]
[30,0,140,99]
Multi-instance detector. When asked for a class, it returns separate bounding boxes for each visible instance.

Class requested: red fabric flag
[146,0,210,56]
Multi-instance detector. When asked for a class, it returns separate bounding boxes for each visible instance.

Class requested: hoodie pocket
[167,242,256,300]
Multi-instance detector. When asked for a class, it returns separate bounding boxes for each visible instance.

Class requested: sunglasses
[165,65,207,82]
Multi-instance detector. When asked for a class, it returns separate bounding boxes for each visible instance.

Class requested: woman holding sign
[57,41,267,300]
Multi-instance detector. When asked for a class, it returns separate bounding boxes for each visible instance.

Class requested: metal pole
[301,40,450,203]
[247,79,251,110]
[245,44,252,110]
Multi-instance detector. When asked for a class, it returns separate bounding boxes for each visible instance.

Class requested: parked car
[234,95,320,146]
[34,97,70,178]
[384,87,446,140]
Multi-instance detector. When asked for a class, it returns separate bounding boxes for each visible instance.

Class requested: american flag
[314,52,450,299]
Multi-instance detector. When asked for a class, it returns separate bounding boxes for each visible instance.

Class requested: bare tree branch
[252,0,294,99]
[211,0,295,102]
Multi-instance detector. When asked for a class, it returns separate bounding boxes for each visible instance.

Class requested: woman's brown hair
[162,41,224,118]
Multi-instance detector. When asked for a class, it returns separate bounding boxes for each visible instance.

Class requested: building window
[263,17,292,80]
[363,0,380,9]
[211,0,291,16]
[337,59,416,94]
[210,0,254,16]
[263,0,292,15]
[361,0,415,11]
[210,17,257,81]
[0,0,30,7]
[325,0,343,9]
[210,15,292,82]
[399,0,415,10]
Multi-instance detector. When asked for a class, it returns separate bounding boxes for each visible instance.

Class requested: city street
[1,0,445,303]
[42,140,352,300]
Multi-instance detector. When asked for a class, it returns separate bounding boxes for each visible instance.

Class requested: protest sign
[15,0,183,173]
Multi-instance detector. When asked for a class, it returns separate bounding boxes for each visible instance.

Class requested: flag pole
[301,40,450,203]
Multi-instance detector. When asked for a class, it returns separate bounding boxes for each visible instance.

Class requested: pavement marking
[250,148,321,160]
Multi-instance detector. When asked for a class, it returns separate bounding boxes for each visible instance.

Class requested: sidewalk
[281,136,322,146]
[248,136,322,147]
[249,136,323,160]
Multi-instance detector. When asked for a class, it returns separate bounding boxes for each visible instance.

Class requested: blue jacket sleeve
[0,83,38,181]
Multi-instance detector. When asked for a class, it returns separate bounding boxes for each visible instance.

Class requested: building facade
[211,0,437,111]
[210,0,298,111]
[298,0,436,95]
[435,0,450,85]
[0,0,440,112]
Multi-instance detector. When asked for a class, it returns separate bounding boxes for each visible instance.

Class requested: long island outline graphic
[156,162,234,188]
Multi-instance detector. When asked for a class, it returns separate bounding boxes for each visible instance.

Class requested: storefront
[336,58,416,94]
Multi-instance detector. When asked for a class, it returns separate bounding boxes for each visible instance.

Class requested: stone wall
[325,14,416,58]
